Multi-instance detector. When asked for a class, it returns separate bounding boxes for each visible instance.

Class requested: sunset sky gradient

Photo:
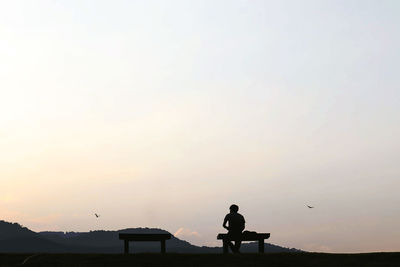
[1,0,399,252]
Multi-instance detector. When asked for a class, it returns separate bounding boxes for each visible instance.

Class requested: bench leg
[258,239,264,253]
[223,240,229,254]
[124,240,129,254]
[161,240,166,253]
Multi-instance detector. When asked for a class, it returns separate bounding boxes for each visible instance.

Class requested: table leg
[223,240,229,254]
[258,239,264,253]
[124,240,129,254]
[161,240,166,253]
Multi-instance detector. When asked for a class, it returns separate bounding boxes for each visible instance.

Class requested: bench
[217,232,270,253]
[119,233,172,254]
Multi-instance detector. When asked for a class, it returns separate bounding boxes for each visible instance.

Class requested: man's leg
[228,231,241,253]
[234,239,242,253]
[228,241,237,253]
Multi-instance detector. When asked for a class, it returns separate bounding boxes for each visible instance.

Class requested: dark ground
[1,252,399,267]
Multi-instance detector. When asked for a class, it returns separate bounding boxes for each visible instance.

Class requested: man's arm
[223,215,229,230]
[240,215,246,231]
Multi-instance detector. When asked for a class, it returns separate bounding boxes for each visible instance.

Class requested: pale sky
[1,0,399,253]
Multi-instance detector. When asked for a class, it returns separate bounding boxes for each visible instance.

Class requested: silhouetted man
[223,204,245,253]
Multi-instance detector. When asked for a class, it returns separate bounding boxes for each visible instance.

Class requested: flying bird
[306,205,314,209]
[95,213,100,218]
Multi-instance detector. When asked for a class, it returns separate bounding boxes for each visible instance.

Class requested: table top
[119,233,172,241]
[217,233,270,240]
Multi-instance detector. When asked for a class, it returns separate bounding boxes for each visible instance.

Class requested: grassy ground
[1,252,399,267]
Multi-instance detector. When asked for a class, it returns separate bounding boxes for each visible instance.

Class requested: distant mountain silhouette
[0,220,301,253]
[0,220,73,253]
[0,220,36,240]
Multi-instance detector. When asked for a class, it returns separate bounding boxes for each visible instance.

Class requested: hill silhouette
[0,220,72,253]
[0,220,300,253]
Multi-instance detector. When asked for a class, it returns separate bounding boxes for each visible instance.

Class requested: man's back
[224,212,245,233]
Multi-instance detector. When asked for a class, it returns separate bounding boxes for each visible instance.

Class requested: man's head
[229,204,239,213]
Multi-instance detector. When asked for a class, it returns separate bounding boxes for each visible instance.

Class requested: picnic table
[119,233,172,254]
[217,232,270,253]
